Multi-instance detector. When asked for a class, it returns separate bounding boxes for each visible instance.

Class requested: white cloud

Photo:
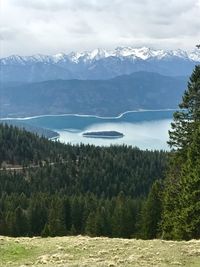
[1,0,200,57]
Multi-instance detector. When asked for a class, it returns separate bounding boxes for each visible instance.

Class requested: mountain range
[0,72,187,117]
[1,47,199,82]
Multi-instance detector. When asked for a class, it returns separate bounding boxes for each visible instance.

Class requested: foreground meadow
[0,236,200,267]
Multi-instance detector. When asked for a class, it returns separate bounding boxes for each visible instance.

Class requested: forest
[0,123,167,238]
[0,65,200,241]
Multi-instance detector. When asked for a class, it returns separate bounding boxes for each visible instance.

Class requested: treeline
[0,183,163,239]
[0,192,145,238]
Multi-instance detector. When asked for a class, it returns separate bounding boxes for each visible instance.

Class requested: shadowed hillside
[0,72,187,117]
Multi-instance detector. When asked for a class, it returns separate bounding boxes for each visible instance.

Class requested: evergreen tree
[71,197,83,234]
[48,198,66,236]
[111,192,134,238]
[168,65,200,154]
[41,223,50,237]
[163,65,200,240]
[85,211,97,236]
[14,206,29,236]
[174,126,200,239]
[0,210,6,235]
[5,211,16,236]
[141,180,163,239]
[29,197,47,236]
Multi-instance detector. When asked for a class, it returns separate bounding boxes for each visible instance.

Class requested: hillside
[0,124,167,239]
[0,72,187,117]
[1,236,200,267]
[1,121,58,139]
[0,124,66,166]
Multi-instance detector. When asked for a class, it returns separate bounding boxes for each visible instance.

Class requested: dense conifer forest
[0,65,199,241]
[0,124,167,238]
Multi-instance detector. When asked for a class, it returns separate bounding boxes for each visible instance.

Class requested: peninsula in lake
[82,131,124,139]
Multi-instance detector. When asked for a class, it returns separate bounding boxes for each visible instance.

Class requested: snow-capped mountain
[1,47,200,65]
[1,47,200,82]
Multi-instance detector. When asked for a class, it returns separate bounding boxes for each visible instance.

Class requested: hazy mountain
[0,47,199,82]
[0,72,187,118]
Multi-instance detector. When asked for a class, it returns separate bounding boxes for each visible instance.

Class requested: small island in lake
[82,131,124,139]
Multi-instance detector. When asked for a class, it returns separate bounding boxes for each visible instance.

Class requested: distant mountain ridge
[0,47,199,82]
[0,72,187,118]
[1,47,200,64]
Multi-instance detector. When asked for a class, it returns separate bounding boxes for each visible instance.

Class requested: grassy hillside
[0,236,199,267]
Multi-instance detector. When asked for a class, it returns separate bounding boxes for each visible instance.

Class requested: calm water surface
[57,119,171,150]
[4,110,174,150]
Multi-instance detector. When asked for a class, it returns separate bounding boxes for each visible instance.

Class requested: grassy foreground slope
[0,236,199,267]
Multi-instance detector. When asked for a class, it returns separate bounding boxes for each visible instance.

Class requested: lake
[3,110,175,150]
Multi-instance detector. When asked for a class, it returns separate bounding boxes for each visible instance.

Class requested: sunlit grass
[0,236,199,267]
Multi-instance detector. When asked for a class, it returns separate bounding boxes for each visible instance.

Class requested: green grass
[0,236,200,267]
[0,238,39,266]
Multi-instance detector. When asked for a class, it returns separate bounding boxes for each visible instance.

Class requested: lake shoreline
[0,108,177,121]
[0,110,173,150]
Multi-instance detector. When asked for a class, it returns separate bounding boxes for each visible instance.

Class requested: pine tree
[14,206,29,236]
[29,197,47,236]
[162,65,200,240]
[5,211,16,236]
[141,180,163,239]
[85,211,97,236]
[176,126,200,239]
[168,65,200,154]
[48,198,66,237]
[41,223,50,237]
[111,192,134,238]
[71,197,83,234]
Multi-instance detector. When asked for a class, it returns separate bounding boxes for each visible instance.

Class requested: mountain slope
[0,123,167,239]
[0,47,199,81]
[0,123,66,166]
[0,72,187,117]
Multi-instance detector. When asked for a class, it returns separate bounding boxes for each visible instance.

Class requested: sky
[1,0,200,57]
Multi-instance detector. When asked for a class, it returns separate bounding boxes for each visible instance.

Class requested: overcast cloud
[0,0,200,57]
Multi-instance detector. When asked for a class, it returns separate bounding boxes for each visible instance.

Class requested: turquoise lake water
[4,110,175,150]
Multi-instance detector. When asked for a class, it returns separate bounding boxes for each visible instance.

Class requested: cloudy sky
[1,0,200,57]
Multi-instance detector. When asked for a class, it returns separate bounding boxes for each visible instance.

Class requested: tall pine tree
[162,65,200,240]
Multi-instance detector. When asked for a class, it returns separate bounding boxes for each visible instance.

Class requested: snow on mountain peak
[52,53,66,63]
[188,48,200,62]
[1,47,200,65]
[67,48,110,63]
